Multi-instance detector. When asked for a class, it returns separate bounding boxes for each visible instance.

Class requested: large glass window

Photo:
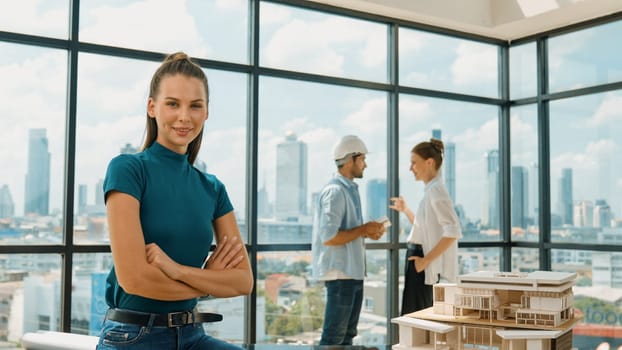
[260,2,388,82]
[399,27,499,97]
[553,249,622,350]
[0,254,62,341]
[549,20,622,93]
[0,43,67,244]
[71,253,113,335]
[398,95,500,241]
[200,69,248,235]
[256,251,318,345]
[550,92,621,243]
[510,42,537,99]
[74,54,156,245]
[510,104,538,241]
[79,0,249,63]
[458,247,500,273]
[2,1,622,346]
[257,77,387,244]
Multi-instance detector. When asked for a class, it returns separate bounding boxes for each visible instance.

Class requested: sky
[0,0,620,225]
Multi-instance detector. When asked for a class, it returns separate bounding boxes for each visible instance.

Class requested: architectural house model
[392,270,580,350]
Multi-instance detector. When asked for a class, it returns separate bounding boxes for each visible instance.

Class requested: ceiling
[307,0,622,41]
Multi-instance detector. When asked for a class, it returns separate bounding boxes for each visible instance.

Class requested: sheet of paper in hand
[376,215,392,228]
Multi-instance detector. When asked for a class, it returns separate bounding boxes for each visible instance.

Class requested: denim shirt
[312,174,365,281]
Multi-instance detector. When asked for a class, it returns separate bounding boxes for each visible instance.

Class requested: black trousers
[401,243,433,315]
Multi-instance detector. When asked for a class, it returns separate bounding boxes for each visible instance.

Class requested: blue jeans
[96,319,242,350]
[320,279,364,345]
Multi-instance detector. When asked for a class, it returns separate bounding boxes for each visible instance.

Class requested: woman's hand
[408,255,429,273]
[204,235,244,270]
[389,196,408,212]
[389,196,415,223]
[146,243,182,280]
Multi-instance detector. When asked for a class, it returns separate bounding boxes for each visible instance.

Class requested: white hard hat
[333,135,368,160]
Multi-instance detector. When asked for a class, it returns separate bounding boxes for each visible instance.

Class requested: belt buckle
[167,311,192,327]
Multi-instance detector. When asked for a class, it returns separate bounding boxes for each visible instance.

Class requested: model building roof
[456,270,576,292]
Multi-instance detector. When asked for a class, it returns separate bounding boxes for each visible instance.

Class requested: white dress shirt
[407,174,462,285]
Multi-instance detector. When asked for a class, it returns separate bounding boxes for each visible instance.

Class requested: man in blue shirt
[312,135,387,345]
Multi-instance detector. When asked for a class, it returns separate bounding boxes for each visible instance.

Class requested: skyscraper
[0,185,15,218]
[275,131,307,221]
[430,129,456,203]
[573,200,593,227]
[511,166,528,229]
[483,150,499,229]
[594,199,612,228]
[366,179,387,221]
[445,142,456,203]
[95,179,105,207]
[78,184,88,215]
[529,162,539,226]
[120,143,138,154]
[24,128,51,216]
[558,168,573,225]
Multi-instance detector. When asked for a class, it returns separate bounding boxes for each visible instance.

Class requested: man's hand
[361,221,386,240]
[204,235,244,270]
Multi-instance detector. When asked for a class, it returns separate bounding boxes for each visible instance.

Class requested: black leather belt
[105,308,223,328]
[407,243,422,250]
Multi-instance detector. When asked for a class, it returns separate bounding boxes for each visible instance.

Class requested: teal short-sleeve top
[103,142,233,313]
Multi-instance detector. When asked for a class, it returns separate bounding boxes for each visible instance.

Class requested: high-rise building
[275,131,307,221]
[483,150,499,229]
[430,129,456,203]
[257,179,272,219]
[573,200,593,227]
[0,185,15,218]
[78,184,88,215]
[120,143,138,154]
[529,162,539,226]
[594,199,612,228]
[558,168,573,225]
[95,179,105,207]
[366,179,387,221]
[24,128,51,216]
[445,142,456,203]
[511,166,528,229]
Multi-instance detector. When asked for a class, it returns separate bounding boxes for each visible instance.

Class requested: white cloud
[552,138,617,171]
[342,98,386,135]
[360,30,386,68]
[451,41,496,86]
[77,56,154,120]
[200,127,247,208]
[263,16,383,76]
[0,0,67,37]
[399,98,432,131]
[548,30,592,72]
[80,0,208,56]
[215,0,246,11]
[75,114,145,185]
[400,31,426,53]
[260,2,292,25]
[453,117,498,154]
[281,118,316,137]
[589,93,622,126]
[263,18,344,76]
